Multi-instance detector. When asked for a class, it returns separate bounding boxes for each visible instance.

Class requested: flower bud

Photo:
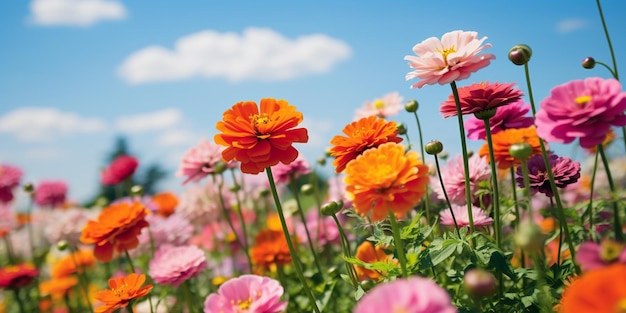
[514,221,545,253]
[325,148,333,158]
[229,184,241,192]
[300,184,314,195]
[508,44,532,65]
[130,185,144,196]
[439,151,449,160]
[259,189,270,198]
[56,240,69,251]
[473,108,496,120]
[582,57,596,69]
[405,100,419,113]
[213,161,228,175]
[396,122,408,135]
[463,268,497,298]
[509,142,533,160]
[317,157,326,166]
[321,201,342,216]
[23,183,34,194]
[425,140,444,155]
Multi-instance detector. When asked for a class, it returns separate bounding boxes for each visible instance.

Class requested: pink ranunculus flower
[148,244,207,287]
[353,276,457,313]
[440,204,493,228]
[405,30,495,89]
[204,274,287,313]
[34,180,68,208]
[177,139,232,185]
[535,77,626,148]
[270,155,310,185]
[575,239,626,272]
[464,99,534,140]
[101,154,139,186]
[354,91,404,120]
[432,154,491,205]
[440,81,524,118]
[0,164,23,204]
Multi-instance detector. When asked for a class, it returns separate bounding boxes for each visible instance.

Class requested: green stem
[523,62,580,274]
[520,159,534,223]
[2,233,16,264]
[12,288,28,313]
[289,176,324,276]
[266,167,321,313]
[69,247,94,313]
[595,61,618,78]
[510,168,525,269]
[229,170,252,273]
[124,249,136,274]
[596,0,619,80]
[598,144,623,241]
[331,214,359,288]
[450,81,476,234]
[412,111,432,223]
[387,209,408,278]
[433,155,461,237]
[182,280,196,313]
[483,119,502,249]
[586,149,599,240]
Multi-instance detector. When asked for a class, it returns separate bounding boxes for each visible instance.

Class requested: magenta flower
[464,100,534,140]
[405,30,495,89]
[34,180,67,208]
[149,245,207,287]
[0,164,23,204]
[535,77,626,148]
[432,154,491,205]
[576,239,626,272]
[440,81,524,118]
[177,139,232,185]
[354,91,404,120]
[353,276,457,313]
[516,153,580,197]
[270,155,310,185]
[440,204,493,228]
[101,154,139,185]
[204,274,287,313]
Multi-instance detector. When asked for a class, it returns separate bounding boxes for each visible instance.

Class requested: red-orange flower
[214,98,309,174]
[353,241,396,281]
[250,229,293,270]
[51,250,96,278]
[558,263,626,312]
[344,142,429,222]
[39,276,79,300]
[151,192,179,217]
[0,263,38,289]
[80,202,149,262]
[478,126,544,169]
[330,116,403,173]
[94,273,152,313]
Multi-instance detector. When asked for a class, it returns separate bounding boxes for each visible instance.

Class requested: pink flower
[204,274,287,313]
[576,239,626,272]
[405,30,495,89]
[148,245,207,287]
[43,207,99,246]
[295,208,342,246]
[270,155,310,185]
[354,92,404,120]
[353,276,457,313]
[440,81,523,118]
[440,204,493,228]
[0,164,23,204]
[464,100,534,140]
[515,153,581,197]
[432,154,491,205]
[134,213,193,256]
[535,77,626,148]
[101,155,139,186]
[34,180,68,208]
[326,175,352,210]
[177,139,232,185]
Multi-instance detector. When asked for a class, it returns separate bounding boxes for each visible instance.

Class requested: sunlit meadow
[2,2,626,313]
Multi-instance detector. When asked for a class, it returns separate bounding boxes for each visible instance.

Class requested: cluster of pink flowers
[34,180,68,208]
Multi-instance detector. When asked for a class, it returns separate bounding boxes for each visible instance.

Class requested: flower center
[600,239,624,262]
[574,95,592,106]
[233,297,253,310]
[374,99,385,109]
[112,284,127,297]
[249,113,271,135]
[615,298,626,313]
[437,46,456,67]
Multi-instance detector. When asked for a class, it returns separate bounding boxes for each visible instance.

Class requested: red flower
[440,81,523,118]
[0,263,38,289]
[101,155,139,186]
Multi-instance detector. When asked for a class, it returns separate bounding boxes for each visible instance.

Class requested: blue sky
[1,0,625,203]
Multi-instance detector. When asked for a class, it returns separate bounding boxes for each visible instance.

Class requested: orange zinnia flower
[329,115,403,173]
[558,263,626,312]
[39,276,78,300]
[94,273,152,313]
[344,142,429,222]
[51,250,96,278]
[151,192,179,217]
[478,126,544,169]
[354,241,396,281]
[250,229,293,270]
[80,202,149,262]
[214,98,309,174]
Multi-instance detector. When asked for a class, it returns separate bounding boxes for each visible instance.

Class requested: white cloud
[556,18,590,34]
[0,107,106,141]
[115,108,183,133]
[156,129,198,147]
[25,147,63,160]
[117,27,352,84]
[29,0,127,27]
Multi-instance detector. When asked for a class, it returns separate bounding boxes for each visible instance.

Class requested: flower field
[2,3,626,313]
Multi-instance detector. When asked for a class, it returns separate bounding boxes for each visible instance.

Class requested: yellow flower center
[112,284,127,297]
[374,99,385,109]
[615,298,626,313]
[249,113,272,135]
[600,239,624,262]
[437,46,456,67]
[575,95,592,106]
[232,297,253,310]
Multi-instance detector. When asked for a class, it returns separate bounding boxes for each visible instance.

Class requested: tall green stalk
[411,111,432,223]
[598,145,623,241]
[387,209,408,278]
[481,118,502,249]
